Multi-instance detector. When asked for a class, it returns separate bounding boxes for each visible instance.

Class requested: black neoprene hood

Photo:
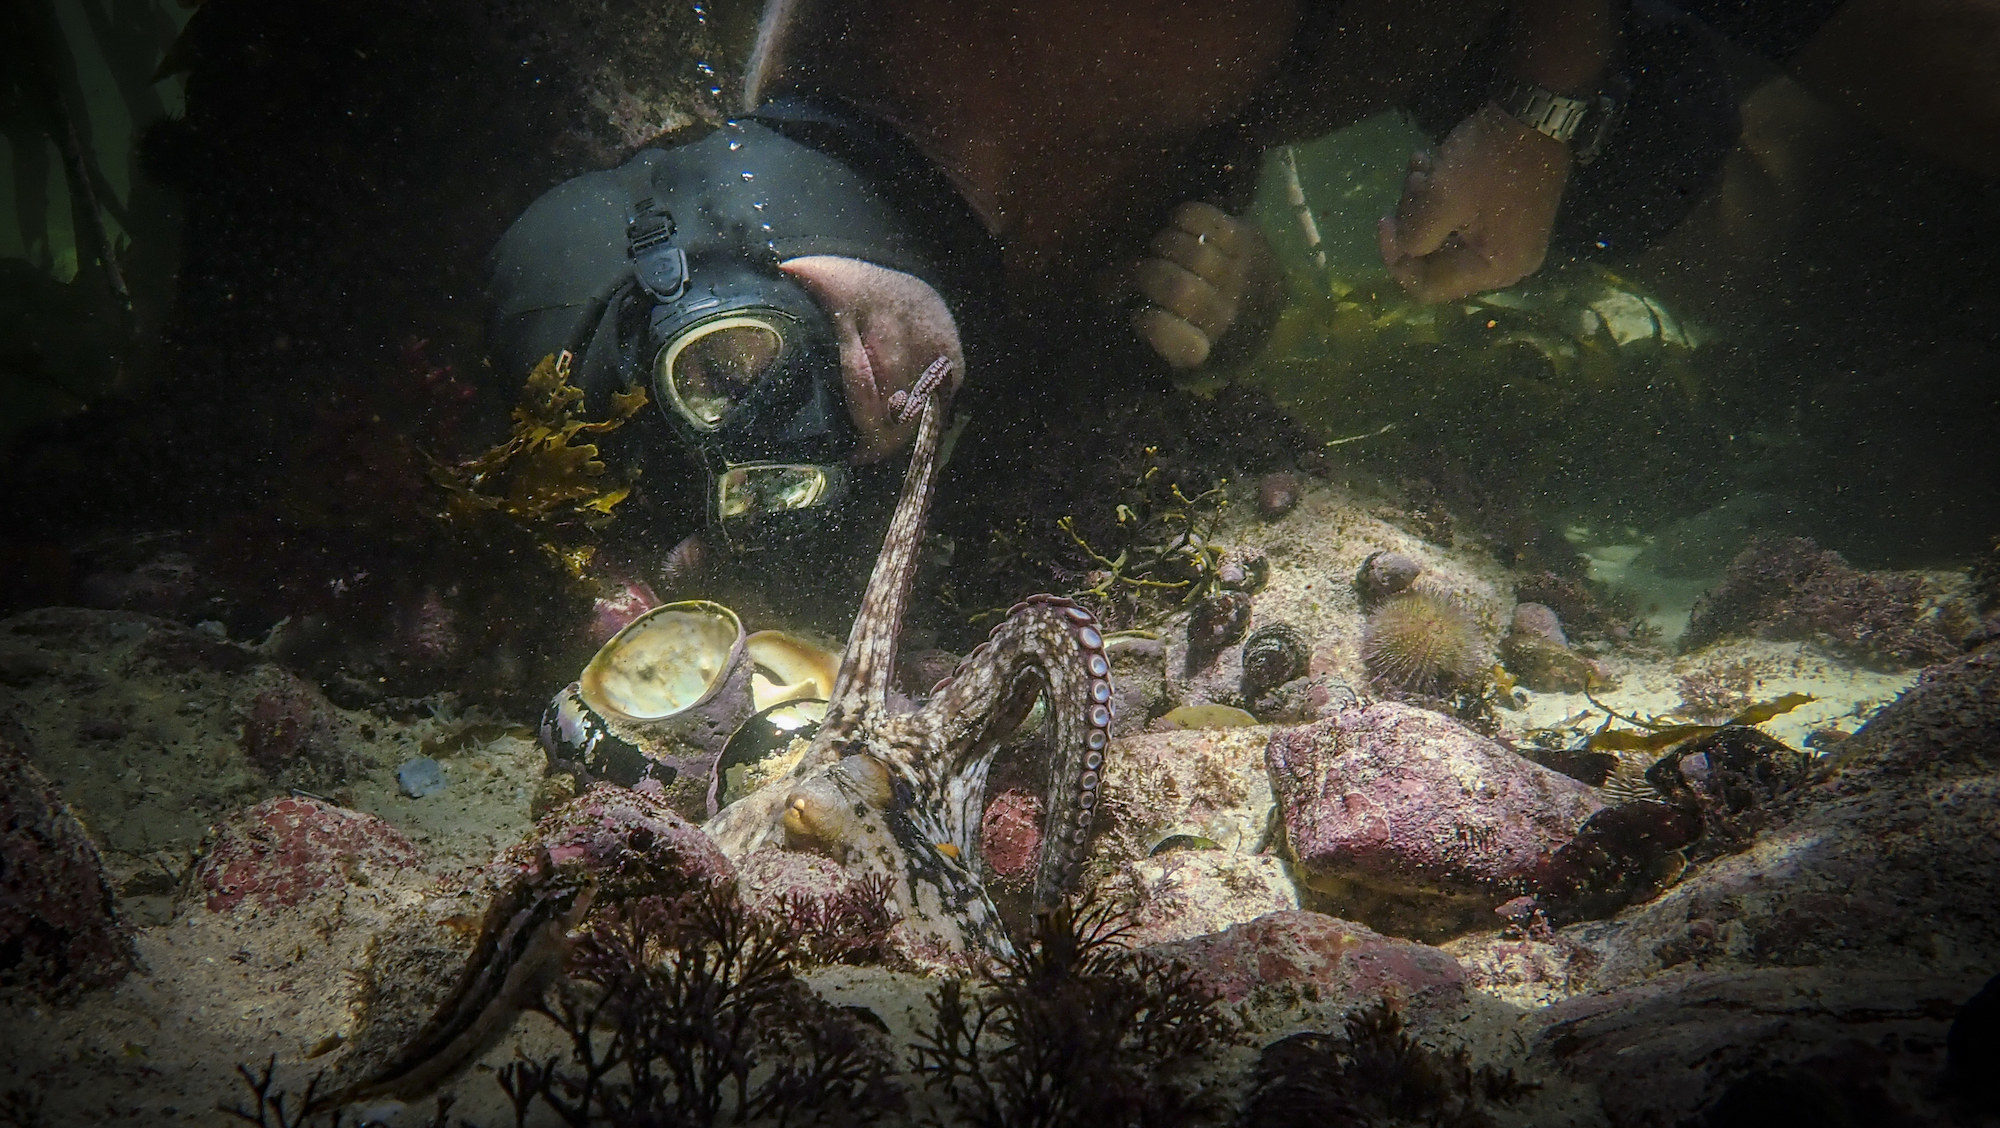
[487,99,1003,424]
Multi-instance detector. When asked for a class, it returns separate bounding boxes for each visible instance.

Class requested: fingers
[1166,201,1251,257]
[1147,227,1241,302]
[1131,257,1237,340]
[1382,152,1470,261]
[1131,306,1212,368]
[1126,201,1260,367]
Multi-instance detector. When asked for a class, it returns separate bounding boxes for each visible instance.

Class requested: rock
[1149,910,1467,1023]
[237,664,367,787]
[1819,646,2000,779]
[191,796,425,914]
[1267,702,1605,940]
[1500,630,1603,693]
[0,736,134,999]
[1682,536,1959,667]
[513,783,733,899]
[1553,650,2000,992]
[1094,726,1277,872]
[978,787,1042,892]
[1103,851,1299,947]
[1534,967,1973,1127]
[397,755,448,798]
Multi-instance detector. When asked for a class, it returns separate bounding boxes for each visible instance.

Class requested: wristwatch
[1489,76,1627,164]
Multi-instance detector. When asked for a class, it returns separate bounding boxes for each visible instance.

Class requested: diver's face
[778,256,964,463]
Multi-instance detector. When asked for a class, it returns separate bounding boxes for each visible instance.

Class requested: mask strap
[628,197,689,301]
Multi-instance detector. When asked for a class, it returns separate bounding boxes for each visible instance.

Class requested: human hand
[1378,104,1571,303]
[1127,202,1274,368]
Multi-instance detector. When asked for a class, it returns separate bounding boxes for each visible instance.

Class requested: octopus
[321,379,1108,1111]
[703,384,1115,959]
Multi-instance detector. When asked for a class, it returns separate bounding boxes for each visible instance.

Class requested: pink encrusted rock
[1,737,134,998]
[979,787,1042,890]
[193,796,423,913]
[1149,910,1466,1018]
[1267,702,1604,939]
[496,782,734,898]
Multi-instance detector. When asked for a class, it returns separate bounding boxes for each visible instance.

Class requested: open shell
[744,630,840,712]
[580,600,745,722]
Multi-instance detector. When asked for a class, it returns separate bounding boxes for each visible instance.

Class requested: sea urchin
[1360,590,1483,694]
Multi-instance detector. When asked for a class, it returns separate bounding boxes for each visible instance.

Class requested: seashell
[1354,550,1423,605]
[1187,590,1253,653]
[1256,472,1301,519]
[580,601,744,722]
[1240,623,1310,699]
[712,698,826,810]
[543,600,763,821]
[744,630,838,712]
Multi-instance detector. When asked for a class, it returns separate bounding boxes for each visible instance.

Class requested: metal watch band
[1489,79,1592,145]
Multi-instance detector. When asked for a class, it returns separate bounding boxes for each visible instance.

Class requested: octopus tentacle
[821,391,949,732]
[922,595,1113,912]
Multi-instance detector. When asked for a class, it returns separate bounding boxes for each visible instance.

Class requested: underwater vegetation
[1240,1000,1532,1128]
[911,900,1236,1128]
[216,885,1247,1128]
[434,352,648,534]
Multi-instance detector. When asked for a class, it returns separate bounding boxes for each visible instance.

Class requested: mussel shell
[581,600,745,722]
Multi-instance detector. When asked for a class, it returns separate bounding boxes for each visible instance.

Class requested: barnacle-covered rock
[189,795,425,915]
[1240,623,1310,700]
[1267,703,1604,939]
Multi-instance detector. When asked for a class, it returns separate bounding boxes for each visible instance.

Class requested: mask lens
[715,463,838,520]
[658,316,785,429]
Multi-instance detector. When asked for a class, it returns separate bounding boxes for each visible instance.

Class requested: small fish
[317,855,596,1111]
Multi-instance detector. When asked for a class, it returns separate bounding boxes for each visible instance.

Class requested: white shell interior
[580,601,745,721]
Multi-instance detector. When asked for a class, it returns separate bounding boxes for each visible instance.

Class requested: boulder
[0,736,134,998]
[190,795,424,914]
[1149,910,1466,1024]
[1267,702,1604,939]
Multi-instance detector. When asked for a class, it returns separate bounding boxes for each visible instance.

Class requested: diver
[486,0,1673,562]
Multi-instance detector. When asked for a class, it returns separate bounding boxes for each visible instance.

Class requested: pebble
[397,756,447,799]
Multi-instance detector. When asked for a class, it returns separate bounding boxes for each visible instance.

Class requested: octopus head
[781,753,897,865]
